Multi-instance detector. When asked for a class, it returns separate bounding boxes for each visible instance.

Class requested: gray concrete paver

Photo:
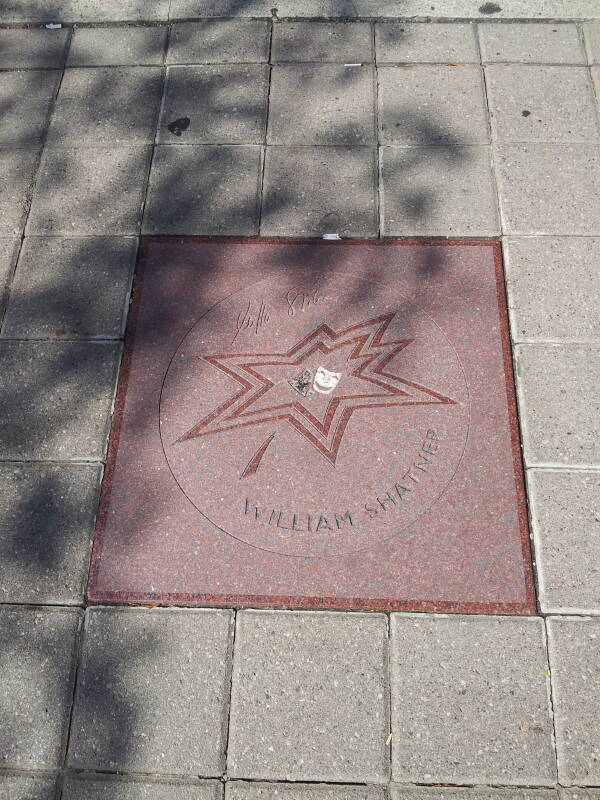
[166,1,600,20]
[0,605,81,770]
[272,21,373,63]
[26,145,152,235]
[67,25,168,66]
[529,470,600,614]
[0,463,101,604]
[515,344,600,466]
[227,610,389,783]
[378,65,489,145]
[158,65,269,144]
[583,21,600,64]
[547,617,600,785]
[391,788,559,800]
[390,614,556,785]
[381,145,499,235]
[167,20,271,64]
[494,144,600,234]
[0,0,170,23]
[0,71,60,148]
[0,238,19,326]
[584,22,600,63]
[268,65,376,145]
[62,776,222,799]
[68,607,234,775]
[375,22,478,63]
[0,773,58,799]
[0,341,121,460]
[592,67,600,113]
[0,149,40,236]
[485,65,599,142]
[143,145,262,235]
[478,22,586,64]
[260,145,377,237]
[561,792,600,800]
[0,27,69,68]
[503,236,600,340]
[227,784,386,800]
[2,236,136,338]
[47,67,164,145]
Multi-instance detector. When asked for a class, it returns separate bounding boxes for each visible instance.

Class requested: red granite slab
[88,239,536,614]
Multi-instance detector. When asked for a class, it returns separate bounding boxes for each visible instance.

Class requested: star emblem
[176,313,458,477]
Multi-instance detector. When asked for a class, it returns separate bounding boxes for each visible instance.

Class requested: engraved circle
[159,270,470,558]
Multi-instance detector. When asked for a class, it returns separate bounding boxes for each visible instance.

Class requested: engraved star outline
[175,313,459,474]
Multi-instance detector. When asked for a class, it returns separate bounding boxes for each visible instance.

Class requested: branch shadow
[0,17,485,800]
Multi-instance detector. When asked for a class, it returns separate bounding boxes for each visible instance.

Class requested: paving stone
[561,791,600,800]
[0,238,19,326]
[62,776,222,800]
[479,22,586,63]
[167,20,270,64]
[391,788,558,800]
[0,341,120,460]
[0,0,170,23]
[0,773,58,799]
[67,25,168,66]
[47,67,163,144]
[0,463,101,604]
[2,236,136,338]
[584,22,600,63]
[68,607,233,775]
[485,65,599,142]
[381,145,499,235]
[592,67,600,115]
[158,65,269,144]
[228,610,388,782]
[26,146,152,235]
[503,236,600,340]
[390,614,556,785]
[272,21,373,63]
[268,65,376,145]
[227,784,386,800]
[167,0,600,19]
[0,148,39,236]
[261,145,377,236]
[0,70,59,148]
[0,27,68,68]
[494,144,600,235]
[168,0,273,19]
[515,344,600,466]
[143,145,261,235]
[547,617,600,785]
[4,0,598,21]
[0,606,80,770]
[529,470,600,614]
[378,65,488,145]
[375,22,479,63]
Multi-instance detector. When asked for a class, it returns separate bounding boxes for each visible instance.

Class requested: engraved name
[241,429,442,533]
[244,500,356,532]
[364,429,441,518]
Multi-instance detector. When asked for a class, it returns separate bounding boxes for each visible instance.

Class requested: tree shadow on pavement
[0,17,478,799]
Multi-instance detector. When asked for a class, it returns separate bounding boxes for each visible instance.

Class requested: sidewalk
[0,6,599,800]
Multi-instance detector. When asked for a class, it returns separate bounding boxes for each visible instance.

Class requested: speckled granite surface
[89,239,534,613]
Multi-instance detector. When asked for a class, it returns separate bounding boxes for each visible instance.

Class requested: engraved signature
[285,286,327,317]
[232,300,271,343]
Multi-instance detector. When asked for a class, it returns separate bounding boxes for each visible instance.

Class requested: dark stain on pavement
[167,117,190,136]
[479,2,502,13]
